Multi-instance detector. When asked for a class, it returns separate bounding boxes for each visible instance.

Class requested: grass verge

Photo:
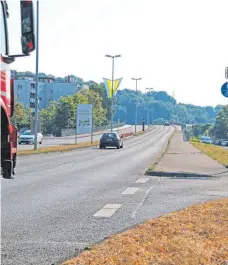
[18,141,99,155]
[190,140,228,166]
[134,131,146,137]
[62,198,228,265]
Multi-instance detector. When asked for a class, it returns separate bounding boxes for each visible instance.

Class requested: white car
[200,136,212,144]
[18,130,43,145]
[221,140,228,146]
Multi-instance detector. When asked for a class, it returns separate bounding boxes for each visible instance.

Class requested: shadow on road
[146,170,221,180]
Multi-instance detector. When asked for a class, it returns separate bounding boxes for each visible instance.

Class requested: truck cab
[1,0,35,178]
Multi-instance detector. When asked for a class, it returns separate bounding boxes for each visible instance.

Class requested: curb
[146,171,214,178]
[144,126,176,175]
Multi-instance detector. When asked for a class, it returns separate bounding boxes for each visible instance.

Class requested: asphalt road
[18,125,138,151]
[2,125,228,265]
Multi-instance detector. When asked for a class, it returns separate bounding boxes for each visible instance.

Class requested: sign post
[225,67,228,79]
[76,104,93,144]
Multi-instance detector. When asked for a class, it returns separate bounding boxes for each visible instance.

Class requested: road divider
[17,130,139,155]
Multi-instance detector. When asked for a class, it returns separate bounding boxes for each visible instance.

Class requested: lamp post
[146,87,154,93]
[105,54,121,132]
[144,107,149,131]
[150,108,153,126]
[146,87,154,127]
[34,0,39,150]
[132,78,142,134]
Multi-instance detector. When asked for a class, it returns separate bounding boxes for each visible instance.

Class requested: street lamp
[144,107,149,131]
[105,54,121,132]
[146,88,154,126]
[149,108,153,126]
[34,0,39,150]
[146,87,154,92]
[132,78,142,134]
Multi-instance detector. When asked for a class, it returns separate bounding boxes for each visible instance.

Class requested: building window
[31,84,35,88]
[30,93,35,98]
[17,93,20,99]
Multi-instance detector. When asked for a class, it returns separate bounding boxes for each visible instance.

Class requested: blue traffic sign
[221,82,228,98]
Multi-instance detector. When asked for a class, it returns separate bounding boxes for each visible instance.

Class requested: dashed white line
[121,187,139,195]
[94,204,122,218]
[132,184,156,220]
[135,177,149,184]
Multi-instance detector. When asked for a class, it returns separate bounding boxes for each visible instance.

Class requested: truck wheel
[2,161,13,179]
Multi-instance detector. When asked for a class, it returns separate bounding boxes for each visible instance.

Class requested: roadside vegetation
[12,76,226,137]
[18,141,99,155]
[190,139,228,166]
[62,198,228,265]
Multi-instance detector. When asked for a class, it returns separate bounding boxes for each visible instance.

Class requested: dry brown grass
[134,131,146,136]
[62,198,228,265]
[191,141,228,166]
[18,141,99,155]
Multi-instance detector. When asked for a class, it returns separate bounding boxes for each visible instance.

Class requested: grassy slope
[190,139,228,166]
[62,198,228,265]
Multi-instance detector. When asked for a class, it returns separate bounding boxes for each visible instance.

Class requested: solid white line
[132,184,156,220]
[135,178,149,184]
[121,187,139,195]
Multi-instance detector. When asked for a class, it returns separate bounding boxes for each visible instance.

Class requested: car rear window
[22,131,32,135]
[102,133,118,139]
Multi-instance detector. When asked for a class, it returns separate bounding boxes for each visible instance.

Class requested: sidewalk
[154,129,228,176]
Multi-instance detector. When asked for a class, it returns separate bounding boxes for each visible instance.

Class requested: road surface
[2,125,228,265]
[18,125,139,151]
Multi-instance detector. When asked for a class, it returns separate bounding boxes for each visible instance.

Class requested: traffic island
[61,198,228,265]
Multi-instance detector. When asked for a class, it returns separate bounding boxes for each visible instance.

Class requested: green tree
[215,105,228,139]
[74,90,107,127]
[40,101,57,134]
[12,102,28,129]
[54,96,76,135]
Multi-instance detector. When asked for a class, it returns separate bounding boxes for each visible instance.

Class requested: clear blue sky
[7,0,228,106]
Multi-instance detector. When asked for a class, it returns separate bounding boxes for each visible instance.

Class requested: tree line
[12,81,227,138]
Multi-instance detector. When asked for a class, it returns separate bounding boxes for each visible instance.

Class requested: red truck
[1,0,35,178]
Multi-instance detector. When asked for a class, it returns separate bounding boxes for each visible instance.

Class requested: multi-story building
[14,79,37,113]
[13,72,89,111]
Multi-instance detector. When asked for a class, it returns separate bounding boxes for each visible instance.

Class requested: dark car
[164,122,169,126]
[99,132,123,149]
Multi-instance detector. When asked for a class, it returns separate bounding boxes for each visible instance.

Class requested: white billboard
[76,104,93,134]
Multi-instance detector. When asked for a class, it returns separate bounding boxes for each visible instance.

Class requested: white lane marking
[132,184,156,220]
[94,204,122,218]
[135,178,149,184]
[103,204,122,209]
[121,187,139,195]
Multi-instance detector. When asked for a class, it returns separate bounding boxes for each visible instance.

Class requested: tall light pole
[146,87,154,93]
[144,107,149,131]
[105,54,121,132]
[132,78,142,134]
[34,0,39,150]
[146,88,154,127]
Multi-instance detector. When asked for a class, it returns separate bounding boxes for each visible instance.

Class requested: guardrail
[120,132,134,138]
[61,122,125,137]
